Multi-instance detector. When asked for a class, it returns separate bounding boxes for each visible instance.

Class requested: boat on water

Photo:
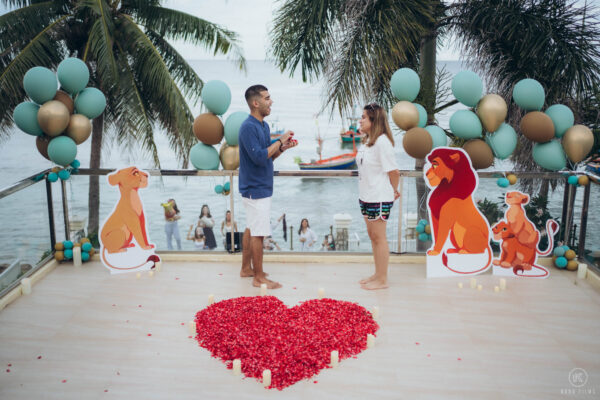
[339,115,364,142]
[297,119,357,170]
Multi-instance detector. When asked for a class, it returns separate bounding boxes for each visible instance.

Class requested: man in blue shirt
[239,85,296,289]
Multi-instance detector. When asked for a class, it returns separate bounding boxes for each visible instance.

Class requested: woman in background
[163,198,182,250]
[298,218,317,251]
[199,204,217,250]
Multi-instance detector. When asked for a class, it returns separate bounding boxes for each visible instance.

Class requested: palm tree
[270,0,599,248]
[0,0,245,241]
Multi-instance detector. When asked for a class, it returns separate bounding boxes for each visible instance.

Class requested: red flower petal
[37,356,42,360]
[61,379,67,383]
[6,369,10,373]
[147,333,152,336]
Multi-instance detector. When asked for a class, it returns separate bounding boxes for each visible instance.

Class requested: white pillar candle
[136,272,141,279]
[232,359,241,375]
[188,320,195,336]
[262,369,271,387]
[330,350,339,367]
[73,246,82,267]
[260,283,267,296]
[458,282,463,289]
[367,334,375,348]
[477,284,483,291]
[470,278,477,289]
[318,287,325,299]
[372,306,379,321]
[499,278,506,290]
[155,261,162,272]
[148,270,154,278]
[577,263,588,280]
[494,286,500,293]
[208,294,215,305]
[20,278,32,295]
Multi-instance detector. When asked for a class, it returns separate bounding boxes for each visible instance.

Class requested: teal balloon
[63,240,73,249]
[190,142,220,170]
[48,136,77,166]
[418,219,428,226]
[425,125,447,149]
[70,159,80,168]
[485,123,517,159]
[74,87,106,119]
[390,68,420,101]
[545,104,574,138]
[224,111,248,146]
[418,233,429,242]
[416,224,425,233]
[58,169,71,180]
[449,110,482,139]
[532,140,566,171]
[82,242,92,252]
[223,181,231,191]
[451,71,483,107]
[64,249,73,259]
[567,175,579,185]
[57,58,89,94]
[13,102,43,136]
[201,80,231,115]
[81,251,90,262]
[47,172,58,182]
[23,66,57,104]
[555,256,567,268]
[512,79,545,111]
[214,184,223,194]
[553,247,565,257]
[413,103,427,128]
[497,178,510,188]
[562,245,570,252]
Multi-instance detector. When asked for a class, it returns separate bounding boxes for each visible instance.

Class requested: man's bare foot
[361,279,388,290]
[240,268,269,278]
[252,276,282,289]
[359,275,377,284]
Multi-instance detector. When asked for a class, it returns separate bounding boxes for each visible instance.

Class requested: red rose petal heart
[194,296,378,390]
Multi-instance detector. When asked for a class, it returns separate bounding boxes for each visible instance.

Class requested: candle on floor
[372,306,379,321]
[148,270,154,278]
[577,264,588,280]
[499,278,506,290]
[73,246,82,267]
[458,282,463,289]
[136,272,141,279]
[494,286,500,293]
[470,278,477,288]
[260,283,267,296]
[232,359,241,375]
[262,369,271,387]
[188,320,195,336]
[208,294,215,305]
[155,261,162,272]
[477,284,483,291]
[20,278,32,295]
[318,287,325,299]
[330,350,339,367]
[367,333,375,348]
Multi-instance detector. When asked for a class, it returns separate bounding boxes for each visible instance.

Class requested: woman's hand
[299,237,306,242]
[394,189,401,200]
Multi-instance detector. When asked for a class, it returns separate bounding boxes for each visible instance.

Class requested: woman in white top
[298,218,317,251]
[187,223,205,250]
[221,210,238,248]
[356,103,400,290]
[199,204,217,249]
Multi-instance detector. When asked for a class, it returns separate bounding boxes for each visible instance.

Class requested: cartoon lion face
[426,156,455,187]
[491,221,513,241]
[108,166,148,189]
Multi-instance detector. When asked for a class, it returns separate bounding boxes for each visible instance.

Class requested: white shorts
[242,196,272,237]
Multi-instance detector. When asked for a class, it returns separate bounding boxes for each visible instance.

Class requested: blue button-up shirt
[238,115,273,199]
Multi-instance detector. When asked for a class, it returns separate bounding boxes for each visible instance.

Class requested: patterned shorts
[359,200,393,221]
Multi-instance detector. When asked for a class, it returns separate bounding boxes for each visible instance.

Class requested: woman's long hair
[200,204,211,218]
[362,103,394,147]
[194,226,204,239]
[164,198,180,218]
[298,218,309,235]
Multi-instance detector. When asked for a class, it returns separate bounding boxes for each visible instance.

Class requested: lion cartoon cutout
[99,166,160,274]
[424,147,492,277]
[491,191,558,278]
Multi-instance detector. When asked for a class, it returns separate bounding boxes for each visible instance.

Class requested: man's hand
[280,130,294,145]
[280,139,298,152]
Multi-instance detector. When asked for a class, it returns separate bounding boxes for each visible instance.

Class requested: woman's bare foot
[252,275,282,289]
[240,268,269,278]
[359,275,377,284]
[361,279,388,290]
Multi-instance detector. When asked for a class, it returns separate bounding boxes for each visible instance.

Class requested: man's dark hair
[244,85,268,103]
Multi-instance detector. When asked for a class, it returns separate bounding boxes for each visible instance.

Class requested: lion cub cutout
[424,147,492,277]
[491,191,558,278]
[100,166,160,274]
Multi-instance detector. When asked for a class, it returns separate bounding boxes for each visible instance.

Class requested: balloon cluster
[46,160,80,182]
[54,238,94,262]
[566,174,589,187]
[190,81,245,171]
[512,79,594,170]
[13,58,106,166]
[214,181,231,195]
[552,245,577,270]
[416,219,432,242]
[496,173,518,188]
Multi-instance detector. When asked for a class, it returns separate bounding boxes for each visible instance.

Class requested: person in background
[298,218,317,251]
[199,204,217,250]
[162,198,182,250]
[186,223,205,250]
[221,210,238,248]
[320,234,336,251]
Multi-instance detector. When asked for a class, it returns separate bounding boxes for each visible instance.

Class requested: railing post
[61,179,70,241]
[229,172,235,252]
[563,184,576,246]
[396,176,404,253]
[289,226,293,251]
[45,178,56,250]
[577,180,591,259]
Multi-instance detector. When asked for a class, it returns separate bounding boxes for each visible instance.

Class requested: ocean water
[0,60,597,266]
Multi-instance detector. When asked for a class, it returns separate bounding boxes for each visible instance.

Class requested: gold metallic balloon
[402,127,432,159]
[476,94,507,133]
[507,173,517,185]
[392,101,419,131]
[35,135,51,160]
[193,112,224,144]
[66,114,92,144]
[520,111,554,143]
[37,100,70,136]
[53,90,74,114]
[219,144,240,170]
[578,175,589,186]
[463,139,494,169]
[562,124,594,163]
